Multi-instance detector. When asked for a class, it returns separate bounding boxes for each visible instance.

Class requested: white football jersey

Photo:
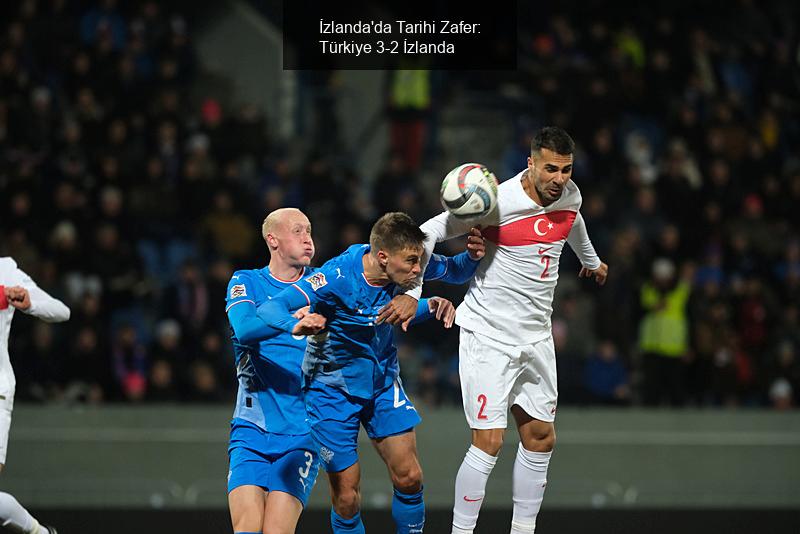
[420,170,601,346]
[0,257,71,397]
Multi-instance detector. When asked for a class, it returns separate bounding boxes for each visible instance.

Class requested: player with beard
[411,127,608,534]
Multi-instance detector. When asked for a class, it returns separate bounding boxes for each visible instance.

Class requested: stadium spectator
[162,260,210,344]
[146,358,180,402]
[63,324,110,404]
[386,66,432,172]
[639,258,692,406]
[583,341,631,406]
[110,324,147,402]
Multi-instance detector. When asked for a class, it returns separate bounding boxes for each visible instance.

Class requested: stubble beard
[396,277,420,291]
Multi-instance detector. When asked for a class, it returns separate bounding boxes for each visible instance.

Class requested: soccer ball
[440,163,499,220]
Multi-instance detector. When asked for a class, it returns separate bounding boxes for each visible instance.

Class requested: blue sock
[331,508,365,534]
[392,487,425,533]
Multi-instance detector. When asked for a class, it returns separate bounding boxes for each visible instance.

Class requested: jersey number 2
[540,256,551,279]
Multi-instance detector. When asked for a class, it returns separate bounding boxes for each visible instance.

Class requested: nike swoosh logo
[538,247,552,255]
[463,496,483,502]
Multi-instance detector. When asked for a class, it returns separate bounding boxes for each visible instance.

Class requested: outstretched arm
[567,212,607,285]
[424,228,485,285]
[3,266,70,322]
[225,273,284,344]
[257,285,326,336]
[414,212,475,291]
[227,300,283,344]
[258,269,333,336]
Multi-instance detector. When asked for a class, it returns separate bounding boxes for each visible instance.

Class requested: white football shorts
[459,328,558,429]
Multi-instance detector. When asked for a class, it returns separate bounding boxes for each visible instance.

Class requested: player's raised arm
[567,211,608,285]
[3,263,70,322]
[423,228,485,285]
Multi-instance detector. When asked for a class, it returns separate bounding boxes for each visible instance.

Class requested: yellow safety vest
[638,281,690,357]
[391,70,431,110]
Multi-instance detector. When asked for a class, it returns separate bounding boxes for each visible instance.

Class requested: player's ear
[377,250,389,267]
[265,232,277,249]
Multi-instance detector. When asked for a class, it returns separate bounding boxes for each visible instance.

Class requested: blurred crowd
[1,0,799,409]
[504,0,799,409]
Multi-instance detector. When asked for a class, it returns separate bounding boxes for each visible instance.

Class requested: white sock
[451,445,498,534]
[510,443,551,534]
[0,492,47,534]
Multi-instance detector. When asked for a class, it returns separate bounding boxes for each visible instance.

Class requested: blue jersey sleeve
[225,271,281,344]
[423,252,479,285]
[408,297,433,325]
[257,267,339,333]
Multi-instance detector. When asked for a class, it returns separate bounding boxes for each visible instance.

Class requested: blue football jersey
[226,266,317,434]
[257,244,479,400]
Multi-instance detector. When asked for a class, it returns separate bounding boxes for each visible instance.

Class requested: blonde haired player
[0,257,70,534]
[411,127,608,533]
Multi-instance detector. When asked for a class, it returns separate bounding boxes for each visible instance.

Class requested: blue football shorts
[227,419,320,506]
[304,378,422,473]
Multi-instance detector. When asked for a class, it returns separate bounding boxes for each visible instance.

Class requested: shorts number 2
[477,394,488,420]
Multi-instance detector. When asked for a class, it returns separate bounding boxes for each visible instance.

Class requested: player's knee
[332,487,361,518]
[524,427,555,452]
[473,431,504,456]
[391,463,423,494]
[539,431,556,452]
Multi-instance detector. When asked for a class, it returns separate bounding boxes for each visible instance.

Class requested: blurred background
[0,0,798,532]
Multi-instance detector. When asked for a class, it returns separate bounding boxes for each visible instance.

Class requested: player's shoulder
[229,268,257,285]
[497,170,526,194]
[297,265,350,299]
[323,244,367,272]
[310,245,367,290]
[0,256,20,280]
[560,181,582,209]
[343,243,370,259]
[226,269,257,303]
